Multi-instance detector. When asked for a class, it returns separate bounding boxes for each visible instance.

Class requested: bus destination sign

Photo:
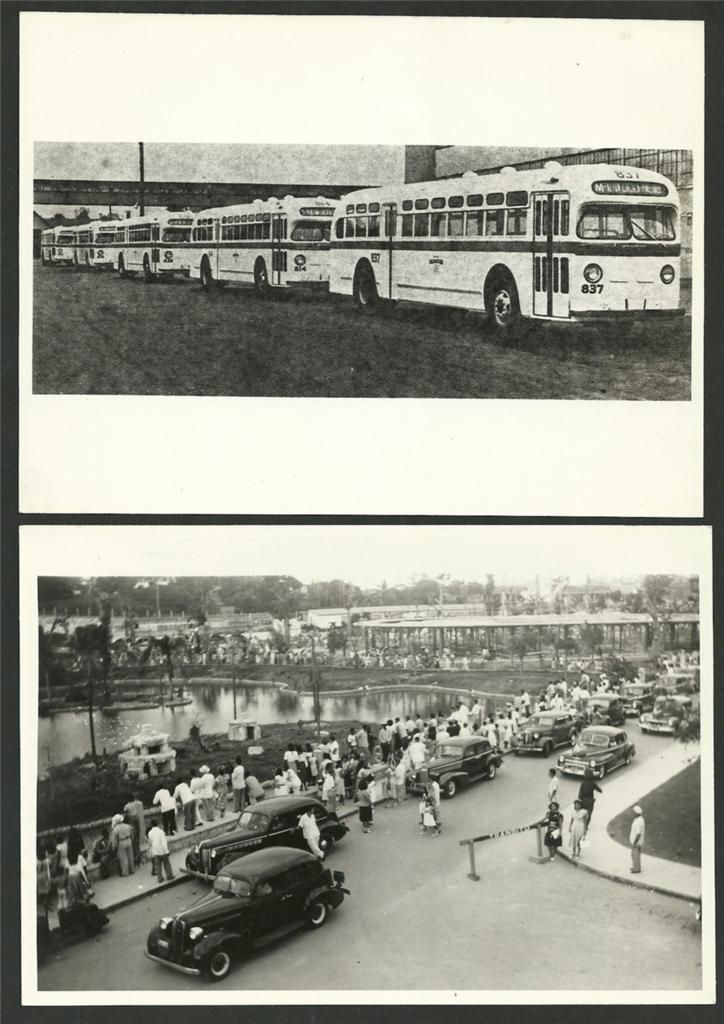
[299,207,335,218]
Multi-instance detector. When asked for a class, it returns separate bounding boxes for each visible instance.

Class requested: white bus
[328,163,683,330]
[88,221,119,270]
[73,225,94,268]
[113,212,194,282]
[40,228,55,265]
[50,225,77,266]
[189,196,336,293]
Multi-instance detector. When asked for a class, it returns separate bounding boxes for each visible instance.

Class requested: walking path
[74,743,701,917]
[557,741,701,902]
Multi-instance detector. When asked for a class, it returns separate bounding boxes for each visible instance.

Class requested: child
[569,799,588,859]
[419,795,436,835]
[357,778,373,834]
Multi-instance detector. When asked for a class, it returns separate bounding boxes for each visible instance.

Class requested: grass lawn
[606,758,700,866]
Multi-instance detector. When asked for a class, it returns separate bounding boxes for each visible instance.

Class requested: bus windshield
[291,221,331,242]
[161,227,191,242]
[577,205,675,241]
[57,233,75,244]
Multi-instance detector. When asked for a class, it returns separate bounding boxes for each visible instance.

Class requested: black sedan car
[409,736,502,799]
[557,725,635,779]
[146,847,349,981]
[184,795,348,881]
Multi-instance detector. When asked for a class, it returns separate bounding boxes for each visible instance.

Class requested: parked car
[587,693,626,727]
[557,726,635,779]
[183,795,348,880]
[639,695,693,735]
[513,711,581,757]
[409,736,501,799]
[146,847,349,981]
[620,681,655,717]
[654,671,699,696]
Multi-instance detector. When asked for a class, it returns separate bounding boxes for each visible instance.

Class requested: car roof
[245,794,322,814]
[579,725,622,735]
[219,846,318,882]
[437,736,486,746]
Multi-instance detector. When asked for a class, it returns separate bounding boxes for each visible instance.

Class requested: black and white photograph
[21,525,714,1003]
[33,141,692,400]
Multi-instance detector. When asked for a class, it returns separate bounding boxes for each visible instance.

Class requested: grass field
[606,757,701,866]
[33,263,691,399]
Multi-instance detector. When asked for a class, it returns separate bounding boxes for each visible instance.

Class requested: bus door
[382,203,397,299]
[532,191,570,318]
[271,214,288,286]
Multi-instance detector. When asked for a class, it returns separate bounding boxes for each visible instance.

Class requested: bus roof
[194,196,338,222]
[119,211,195,229]
[337,163,678,207]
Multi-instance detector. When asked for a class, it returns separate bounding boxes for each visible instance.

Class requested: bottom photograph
[21,524,713,1003]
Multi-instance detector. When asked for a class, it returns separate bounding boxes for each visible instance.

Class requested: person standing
[578,768,602,836]
[378,722,392,763]
[629,804,645,873]
[199,765,216,821]
[568,799,588,859]
[231,757,246,813]
[357,778,373,834]
[393,755,407,805]
[542,802,564,861]
[321,763,337,813]
[298,809,324,859]
[425,776,441,836]
[153,785,178,835]
[214,766,229,817]
[110,814,135,876]
[146,823,175,882]
[173,777,197,831]
[546,768,559,806]
[189,769,204,825]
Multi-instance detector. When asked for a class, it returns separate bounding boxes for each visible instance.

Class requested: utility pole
[139,142,145,216]
[311,635,321,741]
[232,650,237,720]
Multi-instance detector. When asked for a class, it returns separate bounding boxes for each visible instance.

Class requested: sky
[26,525,705,592]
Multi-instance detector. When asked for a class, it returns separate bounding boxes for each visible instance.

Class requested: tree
[484,574,498,615]
[643,575,675,611]
[579,623,605,655]
[72,598,112,760]
[327,626,348,656]
[510,627,539,670]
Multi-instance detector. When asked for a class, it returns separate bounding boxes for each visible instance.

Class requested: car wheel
[443,778,457,799]
[542,741,553,758]
[319,835,335,856]
[204,947,233,982]
[306,899,328,929]
[486,762,497,780]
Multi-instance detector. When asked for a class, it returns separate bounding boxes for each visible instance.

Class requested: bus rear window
[577,205,675,241]
[292,221,331,242]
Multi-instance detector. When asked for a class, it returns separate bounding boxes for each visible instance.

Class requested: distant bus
[190,196,336,293]
[328,162,683,330]
[113,212,195,282]
[51,225,77,267]
[73,225,94,268]
[88,221,119,270]
[40,228,55,265]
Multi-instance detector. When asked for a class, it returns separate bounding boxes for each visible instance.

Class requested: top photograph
[33,142,692,401]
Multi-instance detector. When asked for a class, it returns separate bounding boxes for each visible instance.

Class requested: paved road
[37,730,702,992]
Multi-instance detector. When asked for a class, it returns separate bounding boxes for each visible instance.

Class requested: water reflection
[37,683,468,767]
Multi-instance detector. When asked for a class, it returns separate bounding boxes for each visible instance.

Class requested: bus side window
[335,219,344,240]
[384,209,396,236]
[485,210,504,236]
[466,211,484,237]
[345,218,355,239]
[355,216,367,238]
[413,213,429,237]
[448,212,464,237]
[430,212,446,237]
[506,209,527,235]
[401,214,414,237]
[368,216,380,238]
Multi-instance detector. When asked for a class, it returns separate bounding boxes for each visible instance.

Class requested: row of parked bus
[40,162,684,330]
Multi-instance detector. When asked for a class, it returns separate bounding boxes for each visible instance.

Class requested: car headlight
[532,733,540,740]
[584,263,603,283]
[210,849,217,858]
[159,917,173,930]
[189,927,204,941]
[660,264,675,284]
[590,760,597,767]
[557,755,564,764]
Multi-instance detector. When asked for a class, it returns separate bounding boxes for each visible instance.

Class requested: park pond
[37,680,491,768]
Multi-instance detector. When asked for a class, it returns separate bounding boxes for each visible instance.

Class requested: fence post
[528,823,548,864]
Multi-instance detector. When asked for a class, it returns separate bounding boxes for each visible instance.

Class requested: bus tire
[85,255,91,271]
[254,258,270,297]
[484,271,520,332]
[200,257,215,291]
[118,256,128,279]
[143,255,155,284]
[353,261,378,310]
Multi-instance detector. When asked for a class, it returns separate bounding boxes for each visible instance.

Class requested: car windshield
[434,744,463,758]
[524,716,552,728]
[235,811,270,832]
[577,731,610,748]
[577,204,675,240]
[290,220,331,242]
[653,698,677,713]
[212,875,252,899]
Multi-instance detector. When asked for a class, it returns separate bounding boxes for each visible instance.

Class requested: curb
[101,873,188,913]
[556,847,699,904]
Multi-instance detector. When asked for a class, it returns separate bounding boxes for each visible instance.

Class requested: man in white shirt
[231,757,246,813]
[629,805,646,873]
[152,786,177,835]
[189,769,204,825]
[173,777,197,831]
[199,765,216,821]
[147,823,175,882]
[298,810,324,859]
[408,736,427,772]
[456,701,470,727]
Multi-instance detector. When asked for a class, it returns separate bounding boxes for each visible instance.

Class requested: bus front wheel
[353,262,378,310]
[118,256,128,279]
[485,274,520,333]
[143,256,156,284]
[200,258,215,291]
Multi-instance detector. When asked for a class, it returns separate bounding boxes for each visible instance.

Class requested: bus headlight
[660,265,675,284]
[583,263,603,284]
